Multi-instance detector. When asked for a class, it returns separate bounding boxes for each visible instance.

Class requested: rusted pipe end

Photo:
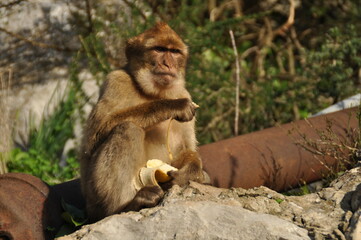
[0,173,63,240]
[199,107,359,191]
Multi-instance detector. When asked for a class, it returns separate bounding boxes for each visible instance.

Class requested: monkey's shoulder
[105,70,133,87]
[107,69,130,79]
[100,70,137,96]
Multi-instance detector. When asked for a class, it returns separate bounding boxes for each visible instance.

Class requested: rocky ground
[58,167,361,240]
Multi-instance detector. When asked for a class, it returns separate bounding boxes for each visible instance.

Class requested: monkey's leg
[85,122,163,221]
[122,185,164,212]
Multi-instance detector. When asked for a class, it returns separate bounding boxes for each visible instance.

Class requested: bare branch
[143,0,167,22]
[290,27,306,66]
[229,29,240,136]
[210,1,234,22]
[238,33,258,42]
[123,0,147,21]
[0,68,13,174]
[254,17,273,80]
[286,37,295,75]
[0,0,26,8]
[201,108,234,135]
[233,0,242,17]
[0,26,76,52]
[208,0,217,17]
[84,0,94,34]
[240,46,258,60]
[274,0,296,36]
[270,43,286,73]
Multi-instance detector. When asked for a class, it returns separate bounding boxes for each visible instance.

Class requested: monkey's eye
[153,46,168,52]
[152,46,181,54]
[169,49,181,54]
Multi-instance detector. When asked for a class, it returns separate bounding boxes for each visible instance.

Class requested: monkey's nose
[163,61,171,69]
[162,54,175,69]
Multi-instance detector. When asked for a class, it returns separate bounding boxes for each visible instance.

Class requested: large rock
[58,167,361,240]
[59,201,309,240]
[0,0,99,154]
[0,70,98,152]
[0,1,78,91]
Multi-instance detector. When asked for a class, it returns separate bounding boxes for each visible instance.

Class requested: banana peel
[139,159,178,187]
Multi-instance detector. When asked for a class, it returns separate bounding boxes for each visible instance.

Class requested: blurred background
[0,0,360,184]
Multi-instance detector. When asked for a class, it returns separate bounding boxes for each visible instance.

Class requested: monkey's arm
[96,69,194,132]
[89,98,195,155]
[117,98,195,128]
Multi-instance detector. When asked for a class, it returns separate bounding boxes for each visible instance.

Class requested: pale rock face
[0,70,98,152]
[58,201,310,240]
[57,167,361,240]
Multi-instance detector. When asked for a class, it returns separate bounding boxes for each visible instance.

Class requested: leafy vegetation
[55,199,88,237]
[295,105,361,185]
[6,58,87,184]
[76,0,361,143]
[283,103,361,196]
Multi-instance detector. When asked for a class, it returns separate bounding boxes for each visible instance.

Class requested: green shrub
[305,25,361,104]
[7,59,85,184]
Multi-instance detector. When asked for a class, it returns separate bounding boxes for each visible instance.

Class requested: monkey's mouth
[153,71,176,78]
[153,72,176,86]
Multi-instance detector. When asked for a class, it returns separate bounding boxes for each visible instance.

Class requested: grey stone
[58,167,361,240]
[0,71,98,151]
[59,201,310,240]
[346,209,361,240]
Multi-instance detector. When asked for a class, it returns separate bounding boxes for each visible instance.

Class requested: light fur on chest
[144,119,185,164]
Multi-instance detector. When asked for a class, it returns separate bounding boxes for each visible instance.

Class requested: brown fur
[79,22,205,222]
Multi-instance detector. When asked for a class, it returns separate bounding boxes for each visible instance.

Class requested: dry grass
[293,114,361,186]
[0,68,13,174]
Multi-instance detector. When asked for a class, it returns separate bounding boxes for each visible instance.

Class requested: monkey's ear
[154,22,171,31]
[125,34,145,59]
[125,22,161,59]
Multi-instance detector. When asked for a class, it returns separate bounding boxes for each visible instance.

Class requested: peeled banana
[146,159,178,182]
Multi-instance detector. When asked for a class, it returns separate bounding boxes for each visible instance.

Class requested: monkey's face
[133,57,186,98]
[126,22,189,98]
[147,41,187,83]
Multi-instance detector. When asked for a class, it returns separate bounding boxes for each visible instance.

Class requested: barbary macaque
[79,22,207,222]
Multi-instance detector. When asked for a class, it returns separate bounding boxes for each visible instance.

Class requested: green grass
[6,58,86,184]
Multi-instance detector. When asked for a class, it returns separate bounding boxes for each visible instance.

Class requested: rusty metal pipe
[199,107,359,191]
[0,173,63,240]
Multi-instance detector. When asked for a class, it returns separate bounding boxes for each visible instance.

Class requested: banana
[146,159,178,182]
[139,159,178,187]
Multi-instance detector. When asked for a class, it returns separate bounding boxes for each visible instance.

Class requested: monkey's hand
[123,186,164,212]
[163,150,204,188]
[172,98,196,122]
[167,166,204,187]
